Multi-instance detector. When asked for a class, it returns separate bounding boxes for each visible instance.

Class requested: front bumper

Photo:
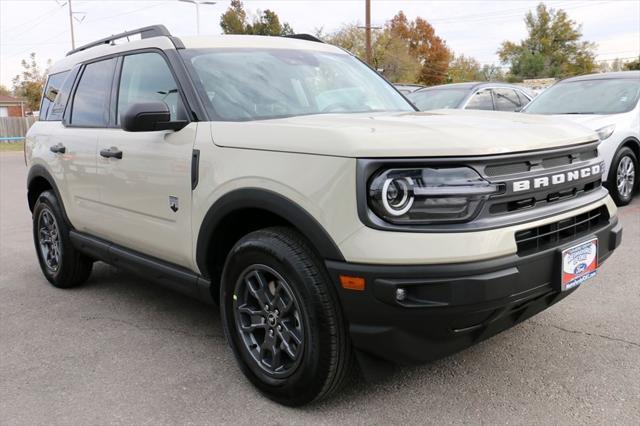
[326,217,622,365]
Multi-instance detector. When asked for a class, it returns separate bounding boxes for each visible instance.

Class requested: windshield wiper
[561,112,597,114]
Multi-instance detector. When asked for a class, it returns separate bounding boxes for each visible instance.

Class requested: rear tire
[220,227,352,406]
[32,190,93,288]
[606,146,637,206]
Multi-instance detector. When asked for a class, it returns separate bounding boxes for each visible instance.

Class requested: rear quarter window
[40,71,69,121]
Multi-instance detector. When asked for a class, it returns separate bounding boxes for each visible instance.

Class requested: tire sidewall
[32,191,73,286]
[220,235,331,405]
[608,147,638,205]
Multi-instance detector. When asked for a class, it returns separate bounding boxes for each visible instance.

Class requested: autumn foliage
[386,12,451,85]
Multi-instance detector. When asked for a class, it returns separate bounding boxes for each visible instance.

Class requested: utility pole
[365,0,371,64]
[68,0,75,50]
[179,0,217,36]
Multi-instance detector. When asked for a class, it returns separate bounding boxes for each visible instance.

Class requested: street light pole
[365,0,371,64]
[68,0,75,50]
[179,0,217,36]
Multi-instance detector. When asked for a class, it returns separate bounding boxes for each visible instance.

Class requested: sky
[1,0,639,87]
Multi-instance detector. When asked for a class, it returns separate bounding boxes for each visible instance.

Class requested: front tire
[220,227,352,406]
[32,190,93,288]
[606,146,637,206]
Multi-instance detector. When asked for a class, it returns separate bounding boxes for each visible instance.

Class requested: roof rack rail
[283,34,324,43]
[66,24,181,56]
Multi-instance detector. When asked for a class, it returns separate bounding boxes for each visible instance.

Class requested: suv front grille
[515,206,609,255]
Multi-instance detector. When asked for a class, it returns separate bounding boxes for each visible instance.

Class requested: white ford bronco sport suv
[26,26,623,406]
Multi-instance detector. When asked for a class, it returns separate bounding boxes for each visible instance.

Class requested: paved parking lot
[1,151,639,425]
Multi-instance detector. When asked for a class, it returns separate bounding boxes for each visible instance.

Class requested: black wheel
[32,190,93,288]
[606,146,637,206]
[220,227,352,406]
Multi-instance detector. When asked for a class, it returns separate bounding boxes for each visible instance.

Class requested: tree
[325,24,421,83]
[387,12,451,85]
[0,85,11,97]
[599,58,629,72]
[325,12,450,85]
[374,30,421,83]
[497,3,596,79]
[219,0,294,36]
[12,52,50,111]
[220,0,246,34]
[624,57,640,71]
[447,54,482,82]
[480,64,505,82]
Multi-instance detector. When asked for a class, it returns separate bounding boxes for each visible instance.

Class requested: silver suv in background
[407,82,534,112]
[524,71,640,205]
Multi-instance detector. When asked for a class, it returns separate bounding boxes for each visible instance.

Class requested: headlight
[596,124,615,141]
[368,167,502,225]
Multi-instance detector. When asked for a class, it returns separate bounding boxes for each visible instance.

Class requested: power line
[2,3,65,42]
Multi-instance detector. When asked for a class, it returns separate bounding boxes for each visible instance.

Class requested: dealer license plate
[561,238,598,291]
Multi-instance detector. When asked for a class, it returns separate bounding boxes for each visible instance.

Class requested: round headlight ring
[381,177,414,216]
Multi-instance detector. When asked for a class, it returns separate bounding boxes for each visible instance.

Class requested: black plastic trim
[69,231,214,305]
[325,216,620,364]
[191,149,200,190]
[195,188,345,277]
[283,34,325,43]
[26,165,70,222]
[66,25,176,56]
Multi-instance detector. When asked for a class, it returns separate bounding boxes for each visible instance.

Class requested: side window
[117,52,184,124]
[516,90,531,108]
[494,88,522,112]
[70,58,116,127]
[40,71,69,121]
[47,67,80,122]
[466,89,494,110]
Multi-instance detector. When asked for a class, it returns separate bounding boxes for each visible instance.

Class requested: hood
[210,109,599,158]
[548,114,615,131]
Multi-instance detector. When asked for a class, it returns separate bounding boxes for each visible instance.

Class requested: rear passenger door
[93,51,196,269]
[493,88,523,112]
[465,89,495,110]
[56,58,116,233]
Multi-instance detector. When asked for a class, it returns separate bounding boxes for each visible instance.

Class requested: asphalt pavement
[1,151,639,425]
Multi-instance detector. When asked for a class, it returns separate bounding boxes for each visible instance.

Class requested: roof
[0,95,25,104]
[180,34,342,53]
[415,82,529,92]
[561,71,640,82]
[49,33,345,76]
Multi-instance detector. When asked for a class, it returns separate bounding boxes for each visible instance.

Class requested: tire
[220,227,352,406]
[606,146,638,206]
[32,190,93,288]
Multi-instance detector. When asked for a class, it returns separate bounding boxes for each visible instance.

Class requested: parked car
[523,71,640,205]
[26,25,622,406]
[408,82,534,112]
[393,83,425,94]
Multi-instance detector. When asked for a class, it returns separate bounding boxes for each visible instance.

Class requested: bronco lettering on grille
[512,164,601,192]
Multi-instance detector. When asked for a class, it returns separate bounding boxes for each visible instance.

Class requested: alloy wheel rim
[616,156,635,198]
[38,208,61,272]
[233,265,304,378]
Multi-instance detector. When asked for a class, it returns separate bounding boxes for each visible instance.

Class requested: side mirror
[121,101,187,132]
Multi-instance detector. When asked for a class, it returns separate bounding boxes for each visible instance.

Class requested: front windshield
[407,89,469,111]
[182,48,413,121]
[525,78,640,115]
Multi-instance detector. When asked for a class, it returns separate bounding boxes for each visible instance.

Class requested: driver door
[93,51,196,268]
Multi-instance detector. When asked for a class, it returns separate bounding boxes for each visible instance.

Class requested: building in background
[0,95,27,117]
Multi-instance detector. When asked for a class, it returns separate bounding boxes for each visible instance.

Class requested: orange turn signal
[339,275,365,291]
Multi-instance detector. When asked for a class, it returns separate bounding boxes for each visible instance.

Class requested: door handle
[50,143,66,154]
[100,147,123,159]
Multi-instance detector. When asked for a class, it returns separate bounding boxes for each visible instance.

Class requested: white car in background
[524,71,640,205]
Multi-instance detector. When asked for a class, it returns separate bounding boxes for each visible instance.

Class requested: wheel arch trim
[195,188,345,277]
[26,165,72,225]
